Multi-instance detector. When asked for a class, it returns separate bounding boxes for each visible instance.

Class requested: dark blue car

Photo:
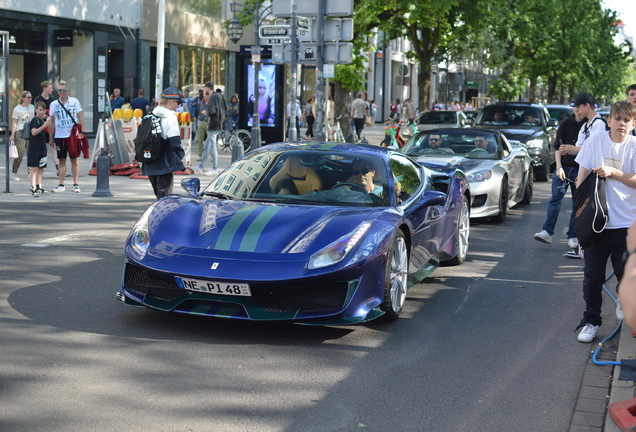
[117,143,470,324]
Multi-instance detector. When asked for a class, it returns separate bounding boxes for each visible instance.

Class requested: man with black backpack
[140,87,185,199]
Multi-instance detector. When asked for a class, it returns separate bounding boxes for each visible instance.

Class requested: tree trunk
[418,62,431,113]
[333,81,351,139]
[547,76,557,103]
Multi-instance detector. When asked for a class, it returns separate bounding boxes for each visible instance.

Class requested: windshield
[203,150,391,207]
[476,106,543,127]
[418,111,457,124]
[401,130,503,160]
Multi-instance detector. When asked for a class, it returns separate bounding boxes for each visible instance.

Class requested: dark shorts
[27,149,48,168]
[55,137,76,159]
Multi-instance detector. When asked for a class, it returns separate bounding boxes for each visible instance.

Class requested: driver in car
[347,158,377,193]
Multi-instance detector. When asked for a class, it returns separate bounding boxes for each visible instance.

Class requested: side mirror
[547,119,559,127]
[421,190,446,206]
[465,118,474,125]
[181,177,201,197]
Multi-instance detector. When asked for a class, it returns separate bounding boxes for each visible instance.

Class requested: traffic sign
[272,42,353,64]
[259,25,290,39]
[275,18,352,42]
[297,16,310,32]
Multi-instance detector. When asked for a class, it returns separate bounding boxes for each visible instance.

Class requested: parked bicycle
[326,114,347,142]
[217,122,251,152]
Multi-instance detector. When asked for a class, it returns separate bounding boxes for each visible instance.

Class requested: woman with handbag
[9,91,35,181]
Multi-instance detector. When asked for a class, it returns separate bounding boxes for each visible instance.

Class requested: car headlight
[130,205,155,257]
[466,169,492,182]
[308,222,371,270]
[525,139,544,149]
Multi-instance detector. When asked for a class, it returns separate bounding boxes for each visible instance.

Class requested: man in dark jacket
[141,87,186,198]
[194,81,225,176]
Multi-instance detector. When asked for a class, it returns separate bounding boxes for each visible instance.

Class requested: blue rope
[592,271,622,366]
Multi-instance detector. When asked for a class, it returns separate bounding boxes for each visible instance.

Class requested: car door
[390,154,448,272]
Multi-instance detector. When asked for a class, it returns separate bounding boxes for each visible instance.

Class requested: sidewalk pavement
[0,124,388,203]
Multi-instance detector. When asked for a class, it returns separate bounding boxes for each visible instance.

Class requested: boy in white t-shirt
[574,100,636,343]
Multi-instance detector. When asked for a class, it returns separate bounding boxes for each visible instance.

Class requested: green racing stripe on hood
[215,205,258,250]
[239,206,282,252]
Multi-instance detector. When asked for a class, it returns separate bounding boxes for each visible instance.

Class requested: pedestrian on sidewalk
[533,111,585,250]
[351,92,367,142]
[34,80,62,175]
[49,81,86,193]
[141,87,186,199]
[196,88,209,160]
[9,90,35,181]
[574,100,636,343]
[304,97,315,139]
[194,81,224,176]
[27,102,52,196]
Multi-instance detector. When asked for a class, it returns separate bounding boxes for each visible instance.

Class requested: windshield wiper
[204,191,233,200]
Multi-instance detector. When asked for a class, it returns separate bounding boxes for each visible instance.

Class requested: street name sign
[259,25,291,39]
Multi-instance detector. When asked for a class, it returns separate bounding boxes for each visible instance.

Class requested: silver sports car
[401,128,533,222]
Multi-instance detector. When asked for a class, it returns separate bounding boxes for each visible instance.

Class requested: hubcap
[390,237,409,313]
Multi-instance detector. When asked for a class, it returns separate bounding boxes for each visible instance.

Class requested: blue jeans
[199,130,219,171]
[542,166,578,238]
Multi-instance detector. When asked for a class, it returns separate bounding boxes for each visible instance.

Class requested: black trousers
[353,118,365,138]
[148,173,174,199]
[580,228,627,328]
[306,115,315,137]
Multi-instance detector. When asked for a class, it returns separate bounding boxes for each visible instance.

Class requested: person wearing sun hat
[140,87,186,199]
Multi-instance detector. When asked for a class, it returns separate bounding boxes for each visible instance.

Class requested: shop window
[60,30,94,133]
[178,47,225,93]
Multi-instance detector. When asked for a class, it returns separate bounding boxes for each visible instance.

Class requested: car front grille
[124,262,184,302]
[124,262,351,314]
[253,282,350,313]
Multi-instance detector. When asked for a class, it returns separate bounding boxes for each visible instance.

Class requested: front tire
[381,230,409,321]
[535,163,548,182]
[520,168,533,205]
[491,176,509,223]
[443,195,470,266]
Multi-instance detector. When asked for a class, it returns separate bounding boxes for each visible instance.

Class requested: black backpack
[134,113,167,164]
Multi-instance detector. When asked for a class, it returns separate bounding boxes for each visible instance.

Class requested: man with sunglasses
[347,158,377,193]
[49,82,85,193]
[426,134,453,154]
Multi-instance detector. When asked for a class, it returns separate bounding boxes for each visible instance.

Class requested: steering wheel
[332,182,368,194]
[469,148,491,156]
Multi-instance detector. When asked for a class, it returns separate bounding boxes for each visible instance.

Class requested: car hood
[139,197,381,256]
[415,155,487,172]
[477,125,541,142]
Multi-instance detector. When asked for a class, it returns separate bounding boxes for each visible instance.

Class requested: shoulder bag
[573,172,609,249]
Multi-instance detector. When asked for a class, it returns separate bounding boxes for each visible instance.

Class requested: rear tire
[380,230,409,321]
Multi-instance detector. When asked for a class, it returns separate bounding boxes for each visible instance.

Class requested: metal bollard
[361,136,369,145]
[231,141,244,162]
[92,148,113,197]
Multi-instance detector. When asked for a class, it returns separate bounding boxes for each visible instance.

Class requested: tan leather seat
[269,155,323,195]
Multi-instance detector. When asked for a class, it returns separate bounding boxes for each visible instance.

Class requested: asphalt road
[0,181,618,431]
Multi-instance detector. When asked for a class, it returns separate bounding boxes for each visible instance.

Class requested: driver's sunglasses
[429,138,440,142]
[475,139,487,143]
[352,167,370,175]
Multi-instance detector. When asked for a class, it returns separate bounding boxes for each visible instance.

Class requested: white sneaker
[51,185,65,193]
[578,324,599,343]
[533,230,552,244]
[568,238,579,249]
[73,185,81,193]
[191,166,203,174]
[204,169,218,176]
[617,299,625,321]
[10,173,19,181]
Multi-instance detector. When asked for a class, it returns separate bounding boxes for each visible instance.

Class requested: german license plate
[175,277,251,297]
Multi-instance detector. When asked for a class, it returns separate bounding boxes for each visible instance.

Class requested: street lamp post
[227,1,271,152]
